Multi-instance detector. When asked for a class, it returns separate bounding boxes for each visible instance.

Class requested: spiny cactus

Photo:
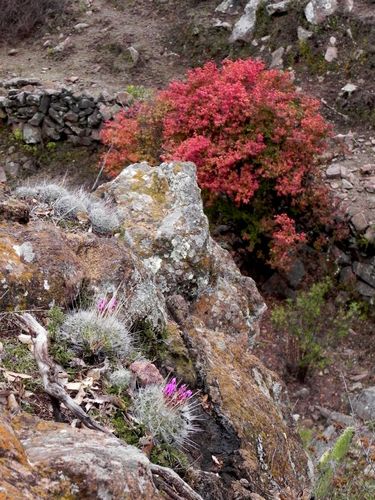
[314,426,355,499]
[14,182,120,233]
[132,381,199,449]
[57,309,132,362]
[88,201,121,234]
[109,368,132,390]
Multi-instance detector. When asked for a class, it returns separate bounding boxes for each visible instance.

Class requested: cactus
[132,383,199,449]
[314,426,355,499]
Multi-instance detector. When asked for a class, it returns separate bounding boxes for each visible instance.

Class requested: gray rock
[297,26,313,41]
[3,77,41,88]
[28,112,45,127]
[351,212,369,232]
[74,22,90,30]
[364,225,375,244]
[353,387,375,421]
[215,0,241,14]
[325,45,338,62]
[23,124,42,144]
[285,259,305,288]
[326,164,342,179]
[97,161,265,342]
[0,166,7,183]
[270,47,285,69]
[127,46,140,65]
[342,179,353,189]
[305,0,338,25]
[357,280,375,297]
[229,0,263,43]
[266,0,291,15]
[353,261,375,288]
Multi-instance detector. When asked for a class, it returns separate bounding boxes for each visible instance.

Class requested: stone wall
[0,78,128,146]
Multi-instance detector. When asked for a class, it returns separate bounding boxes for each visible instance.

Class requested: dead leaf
[2,370,33,382]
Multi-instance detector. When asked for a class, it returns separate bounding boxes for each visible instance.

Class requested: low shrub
[0,0,68,42]
[101,58,335,271]
[271,278,361,380]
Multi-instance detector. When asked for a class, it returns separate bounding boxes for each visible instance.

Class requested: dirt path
[0,0,209,92]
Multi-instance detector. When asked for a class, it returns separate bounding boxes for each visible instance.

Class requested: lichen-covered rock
[0,413,73,498]
[97,161,265,344]
[0,221,84,310]
[2,412,198,499]
[185,318,310,497]
[0,215,166,327]
[13,413,164,499]
[98,162,310,496]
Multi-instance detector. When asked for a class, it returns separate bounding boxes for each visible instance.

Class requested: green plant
[271,278,360,380]
[125,84,153,102]
[150,443,189,471]
[135,320,168,360]
[314,427,355,499]
[46,141,57,151]
[12,128,23,142]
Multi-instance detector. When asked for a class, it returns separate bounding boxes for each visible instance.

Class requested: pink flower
[163,378,193,407]
[97,296,118,315]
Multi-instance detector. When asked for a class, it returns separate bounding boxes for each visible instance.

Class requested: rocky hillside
[0,1,374,499]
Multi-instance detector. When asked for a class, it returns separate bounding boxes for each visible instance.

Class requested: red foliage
[100,59,333,271]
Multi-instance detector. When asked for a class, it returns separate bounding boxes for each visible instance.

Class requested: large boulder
[97,161,265,344]
[98,162,310,496]
[1,412,198,499]
[0,216,166,327]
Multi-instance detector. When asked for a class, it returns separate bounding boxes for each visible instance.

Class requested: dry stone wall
[0,78,128,146]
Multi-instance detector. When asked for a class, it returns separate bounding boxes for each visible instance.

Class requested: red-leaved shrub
[100,59,334,271]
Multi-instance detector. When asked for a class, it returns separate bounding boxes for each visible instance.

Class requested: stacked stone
[0,78,124,146]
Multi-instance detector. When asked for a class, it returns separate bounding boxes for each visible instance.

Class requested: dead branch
[15,313,107,433]
[150,463,203,500]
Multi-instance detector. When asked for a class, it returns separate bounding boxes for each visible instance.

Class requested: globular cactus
[132,379,199,449]
[57,309,132,362]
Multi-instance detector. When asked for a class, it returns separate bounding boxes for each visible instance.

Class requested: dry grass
[0,0,68,42]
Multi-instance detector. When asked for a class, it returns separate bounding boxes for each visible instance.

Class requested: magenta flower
[97,296,118,315]
[163,378,193,407]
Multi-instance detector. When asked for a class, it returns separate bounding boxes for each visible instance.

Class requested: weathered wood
[15,313,107,433]
[150,464,203,500]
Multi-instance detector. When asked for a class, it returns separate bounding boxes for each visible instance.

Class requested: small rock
[266,1,291,16]
[326,164,341,178]
[340,83,358,96]
[349,382,363,392]
[270,47,285,69]
[215,0,240,14]
[129,360,163,386]
[127,46,140,65]
[297,26,313,41]
[325,46,337,62]
[342,179,353,189]
[305,0,338,25]
[74,23,90,30]
[353,387,375,421]
[0,166,7,183]
[229,0,263,43]
[323,425,336,440]
[353,261,375,288]
[8,49,18,56]
[351,213,369,232]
